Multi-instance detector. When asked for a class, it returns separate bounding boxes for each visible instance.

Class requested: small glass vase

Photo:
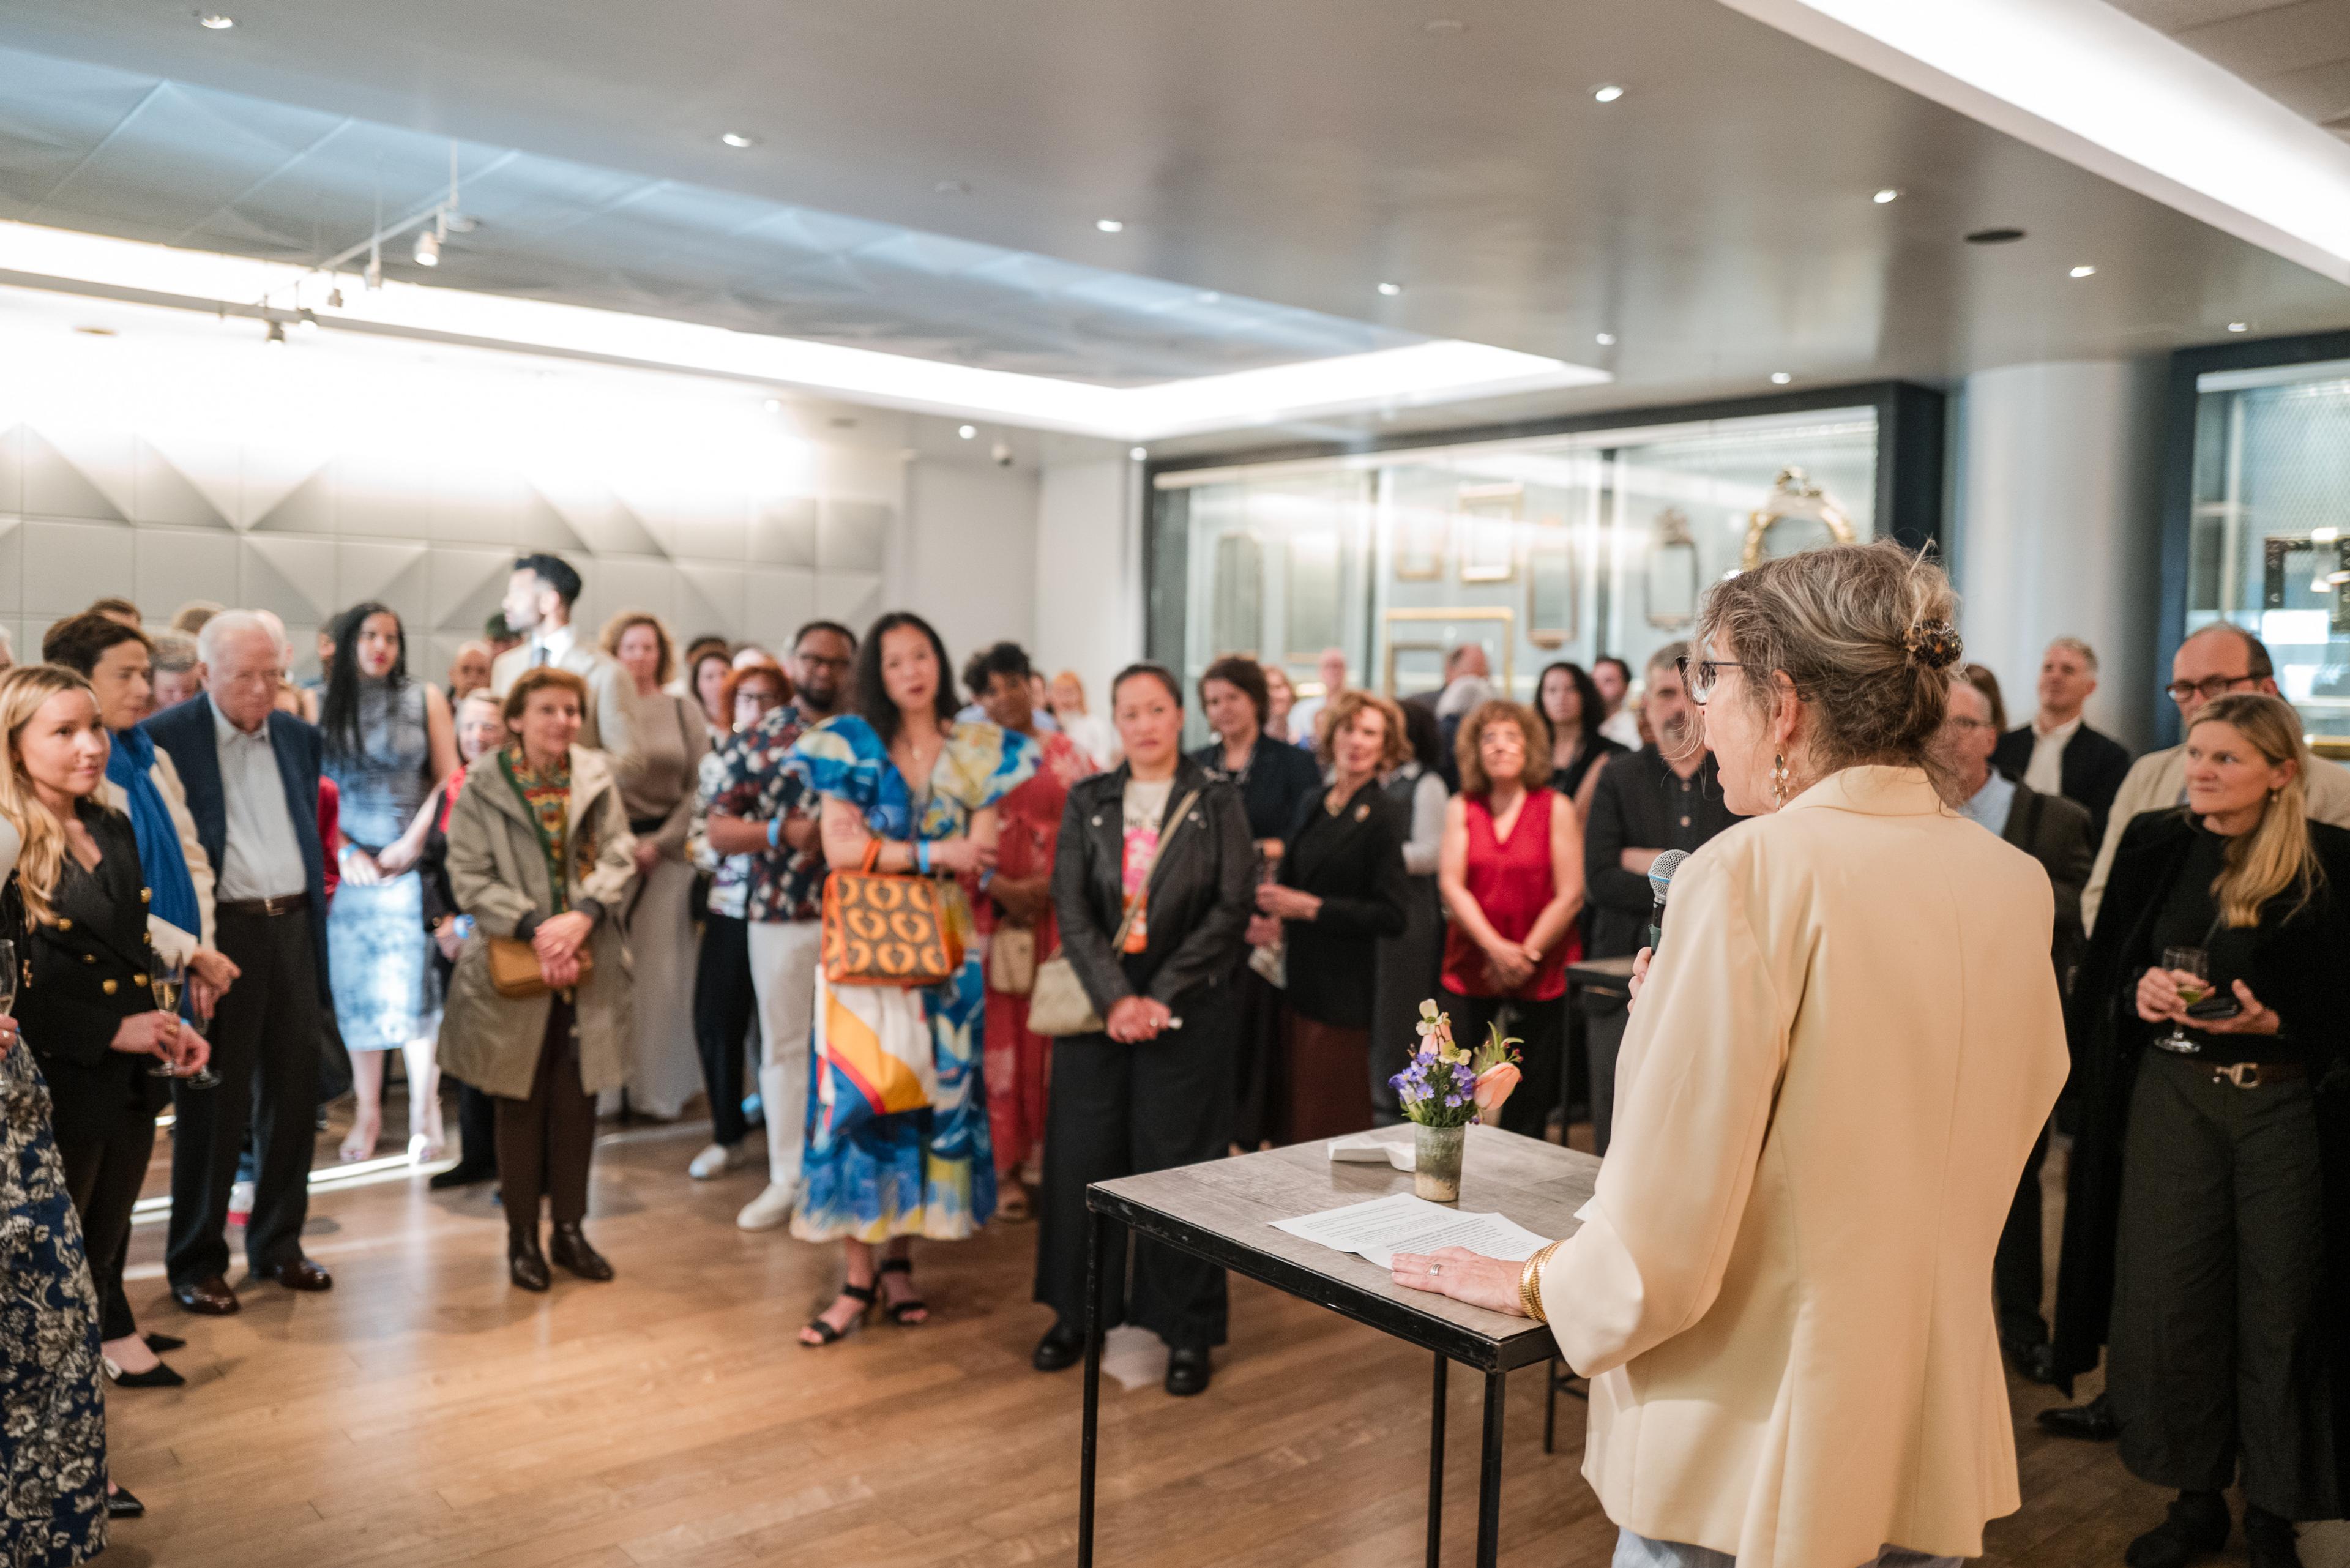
[1414,1122,1467,1203]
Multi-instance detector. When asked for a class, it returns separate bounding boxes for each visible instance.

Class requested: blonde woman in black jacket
[1031,663,1252,1397]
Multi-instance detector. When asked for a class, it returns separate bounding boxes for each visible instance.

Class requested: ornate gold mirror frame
[1740,466,1856,571]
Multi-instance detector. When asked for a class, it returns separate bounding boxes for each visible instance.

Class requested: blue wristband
[916,840,932,874]
[767,816,783,849]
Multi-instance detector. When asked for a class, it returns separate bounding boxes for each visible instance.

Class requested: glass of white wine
[148,960,220,1089]
[2156,945,2209,1055]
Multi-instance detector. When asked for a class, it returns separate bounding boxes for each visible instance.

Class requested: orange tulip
[1472,1061,1520,1120]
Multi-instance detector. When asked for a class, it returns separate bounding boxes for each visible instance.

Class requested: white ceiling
[2111,0,2350,138]
[1,0,2346,424]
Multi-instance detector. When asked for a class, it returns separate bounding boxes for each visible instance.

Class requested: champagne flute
[147,960,220,1088]
[2156,946,2208,1055]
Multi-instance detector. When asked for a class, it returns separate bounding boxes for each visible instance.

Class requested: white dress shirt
[2023,713,2081,797]
[1955,769,2017,837]
[528,622,578,670]
[210,698,307,902]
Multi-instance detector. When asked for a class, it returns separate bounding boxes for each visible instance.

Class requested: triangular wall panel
[21,427,127,521]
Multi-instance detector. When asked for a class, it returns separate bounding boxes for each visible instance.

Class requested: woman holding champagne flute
[2054,692,2350,1568]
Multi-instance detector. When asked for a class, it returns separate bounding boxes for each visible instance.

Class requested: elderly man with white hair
[143,609,337,1316]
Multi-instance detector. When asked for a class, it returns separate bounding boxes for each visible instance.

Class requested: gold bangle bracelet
[1520,1240,1562,1323]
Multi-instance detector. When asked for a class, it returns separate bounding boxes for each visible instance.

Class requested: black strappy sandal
[877,1257,929,1325]
[799,1282,876,1347]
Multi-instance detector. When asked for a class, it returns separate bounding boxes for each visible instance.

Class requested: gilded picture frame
[1740,467,1856,571]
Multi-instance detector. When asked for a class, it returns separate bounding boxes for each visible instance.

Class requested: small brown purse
[487,936,595,1000]
[821,840,960,987]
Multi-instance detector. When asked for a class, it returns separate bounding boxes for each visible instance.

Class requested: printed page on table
[1272,1191,1553,1270]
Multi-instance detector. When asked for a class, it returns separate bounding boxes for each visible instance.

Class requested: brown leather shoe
[171,1275,239,1315]
[259,1258,334,1292]
[548,1223,613,1282]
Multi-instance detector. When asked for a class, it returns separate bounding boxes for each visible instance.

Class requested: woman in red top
[1438,700,1585,1139]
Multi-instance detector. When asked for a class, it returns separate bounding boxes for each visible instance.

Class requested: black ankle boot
[508,1230,550,1293]
[2125,1491,2231,1568]
[1032,1321,1084,1372]
[548,1223,614,1282]
[2244,1505,2303,1568]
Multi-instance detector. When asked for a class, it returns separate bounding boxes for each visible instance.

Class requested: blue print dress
[785,716,1037,1242]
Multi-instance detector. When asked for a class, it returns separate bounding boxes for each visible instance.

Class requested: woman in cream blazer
[1397,542,2069,1568]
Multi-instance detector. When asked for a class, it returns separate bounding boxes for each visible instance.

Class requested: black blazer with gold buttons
[5,804,168,1138]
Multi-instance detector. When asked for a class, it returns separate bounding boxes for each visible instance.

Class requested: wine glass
[2155,946,2208,1055]
[147,960,219,1089]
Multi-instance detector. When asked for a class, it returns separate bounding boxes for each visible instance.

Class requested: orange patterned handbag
[821,839,961,987]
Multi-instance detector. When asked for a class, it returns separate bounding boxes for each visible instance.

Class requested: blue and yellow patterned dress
[785,715,1037,1242]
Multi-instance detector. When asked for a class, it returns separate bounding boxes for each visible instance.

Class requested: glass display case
[1147,403,1887,741]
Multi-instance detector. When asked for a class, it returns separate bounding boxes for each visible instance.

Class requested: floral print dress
[784,715,1037,1242]
[0,1041,106,1565]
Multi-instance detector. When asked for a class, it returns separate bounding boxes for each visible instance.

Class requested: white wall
[1950,359,2166,750]
[1033,457,1142,707]
[899,458,1039,674]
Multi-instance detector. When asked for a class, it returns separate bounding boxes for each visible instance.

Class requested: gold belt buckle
[2217,1061,2262,1089]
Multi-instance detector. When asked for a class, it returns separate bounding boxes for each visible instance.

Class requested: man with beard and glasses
[1578,643,1740,1154]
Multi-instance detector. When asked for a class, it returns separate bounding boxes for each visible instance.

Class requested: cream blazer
[1538,766,2068,1568]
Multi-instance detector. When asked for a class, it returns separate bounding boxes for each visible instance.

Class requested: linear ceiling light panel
[0,221,1603,440]
[1716,0,2350,285]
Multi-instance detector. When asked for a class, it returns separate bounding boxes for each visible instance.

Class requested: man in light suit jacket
[144,610,336,1315]
[1990,636,2133,849]
[487,552,627,750]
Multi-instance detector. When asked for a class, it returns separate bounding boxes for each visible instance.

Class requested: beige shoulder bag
[1028,788,1200,1037]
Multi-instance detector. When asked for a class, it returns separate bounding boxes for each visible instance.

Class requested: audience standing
[488,554,625,749]
[421,692,508,1190]
[445,641,493,704]
[146,611,336,1314]
[1262,664,1299,749]
[1579,644,1739,1154]
[438,668,638,1291]
[686,641,736,732]
[1285,646,1351,747]
[1032,663,1251,1395]
[149,632,203,713]
[319,603,458,1163]
[1369,703,1449,1122]
[1045,670,1116,769]
[1991,637,2133,848]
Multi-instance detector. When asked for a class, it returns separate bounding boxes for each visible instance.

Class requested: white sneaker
[688,1143,744,1181]
[736,1181,797,1231]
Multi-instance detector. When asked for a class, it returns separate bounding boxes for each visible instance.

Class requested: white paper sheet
[1326,1133,1414,1171]
[1272,1191,1554,1270]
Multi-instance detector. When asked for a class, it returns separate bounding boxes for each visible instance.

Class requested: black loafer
[2245,1504,2303,1568]
[2036,1391,2119,1441]
[2125,1491,2231,1568]
[427,1162,496,1190]
[1032,1321,1084,1373]
[1165,1346,1212,1397]
[508,1234,550,1293]
[106,1485,144,1520]
[548,1223,614,1282]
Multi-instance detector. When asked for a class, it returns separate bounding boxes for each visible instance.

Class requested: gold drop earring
[1771,752,1790,810]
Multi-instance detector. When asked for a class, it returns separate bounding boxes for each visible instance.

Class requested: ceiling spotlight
[414,229,440,266]
[196,12,234,28]
[719,132,755,149]
[325,287,343,308]
[958,424,978,439]
[1595,332,1616,346]
[1873,188,1900,204]
[296,310,319,334]
[1095,218,1124,233]
[1769,371,1792,385]
[1130,446,1149,461]
[1592,84,1625,103]
[1377,281,1403,297]
[2228,321,2250,332]
[2069,264,2097,278]
[263,320,286,346]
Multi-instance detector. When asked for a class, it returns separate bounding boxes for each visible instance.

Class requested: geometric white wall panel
[0,518,22,615]
[425,545,513,636]
[818,500,891,573]
[134,528,241,620]
[427,464,528,548]
[675,561,747,641]
[333,450,433,542]
[742,566,816,651]
[239,533,337,624]
[815,569,884,635]
[0,427,22,515]
[335,539,431,628]
[752,497,818,567]
[24,518,135,614]
[575,554,674,643]
[23,429,127,523]
[133,435,234,529]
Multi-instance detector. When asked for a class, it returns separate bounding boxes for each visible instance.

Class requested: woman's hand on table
[1389,1246,1526,1316]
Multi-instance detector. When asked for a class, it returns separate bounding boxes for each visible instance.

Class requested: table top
[1089,1122,1599,1371]
[1565,954,1638,994]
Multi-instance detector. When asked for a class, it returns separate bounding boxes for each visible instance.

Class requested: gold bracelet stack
[1518,1240,1564,1323]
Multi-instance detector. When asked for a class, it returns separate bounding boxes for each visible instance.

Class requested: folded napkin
[1327,1133,1415,1172]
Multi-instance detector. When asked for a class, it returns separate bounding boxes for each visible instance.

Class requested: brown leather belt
[2203,1061,2304,1090]
[218,894,306,917]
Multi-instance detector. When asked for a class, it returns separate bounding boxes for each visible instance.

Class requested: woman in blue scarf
[42,613,239,1391]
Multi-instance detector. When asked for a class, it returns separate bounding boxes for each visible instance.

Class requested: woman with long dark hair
[319,602,457,1163]
[785,612,1035,1345]
[1536,660,1625,821]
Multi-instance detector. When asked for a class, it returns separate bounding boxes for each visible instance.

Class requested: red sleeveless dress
[1441,788,1575,1000]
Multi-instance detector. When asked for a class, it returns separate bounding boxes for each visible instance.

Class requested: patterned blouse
[497,746,572,913]
[701,706,826,923]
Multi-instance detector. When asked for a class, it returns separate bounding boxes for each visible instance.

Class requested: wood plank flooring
[96,1105,2344,1568]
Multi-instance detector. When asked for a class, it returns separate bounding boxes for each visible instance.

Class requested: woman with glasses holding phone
[2052,692,2350,1568]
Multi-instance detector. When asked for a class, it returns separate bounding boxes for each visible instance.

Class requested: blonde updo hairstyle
[1695,539,1964,801]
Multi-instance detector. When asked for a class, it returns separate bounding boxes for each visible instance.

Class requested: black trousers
[1994,1120,2053,1346]
[1581,993,1631,1156]
[166,906,322,1286]
[496,994,597,1236]
[693,911,756,1148]
[1441,988,1565,1140]
[1035,982,1233,1350]
[50,1061,156,1344]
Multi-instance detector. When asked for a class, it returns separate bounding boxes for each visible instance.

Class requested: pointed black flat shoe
[103,1356,186,1389]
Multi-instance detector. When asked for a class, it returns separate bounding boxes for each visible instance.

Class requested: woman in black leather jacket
[1031,663,1251,1397]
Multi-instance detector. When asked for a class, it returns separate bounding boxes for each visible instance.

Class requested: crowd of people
[0,540,2340,1566]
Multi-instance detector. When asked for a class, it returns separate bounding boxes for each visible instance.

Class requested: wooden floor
[97,1101,2346,1568]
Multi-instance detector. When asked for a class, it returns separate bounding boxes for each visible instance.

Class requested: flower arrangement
[1391,1000,1521,1129]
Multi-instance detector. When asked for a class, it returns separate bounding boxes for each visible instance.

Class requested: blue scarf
[108,726,202,941]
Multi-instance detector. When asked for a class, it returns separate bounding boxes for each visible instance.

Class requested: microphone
[1646,849,1690,954]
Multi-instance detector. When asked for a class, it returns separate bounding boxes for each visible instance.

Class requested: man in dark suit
[1990,637,2132,847]
[1942,668,2091,1383]
[144,610,335,1314]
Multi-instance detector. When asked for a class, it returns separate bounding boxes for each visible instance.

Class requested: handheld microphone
[1646,849,1690,954]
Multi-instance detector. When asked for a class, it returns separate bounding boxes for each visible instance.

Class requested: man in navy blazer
[144,611,335,1313]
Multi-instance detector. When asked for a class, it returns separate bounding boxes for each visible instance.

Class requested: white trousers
[745,920,820,1189]
[1613,1533,1962,1568]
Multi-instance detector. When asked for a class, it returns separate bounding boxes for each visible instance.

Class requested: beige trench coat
[434,745,638,1101]
[1536,766,2068,1568]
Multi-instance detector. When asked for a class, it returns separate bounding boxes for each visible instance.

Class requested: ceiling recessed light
[1095,218,1124,233]
[296,310,318,334]
[1130,446,1149,461]
[2228,321,2250,332]
[1423,18,1466,34]
[1964,227,2027,245]
[263,320,285,346]
[2069,264,2097,277]
[1592,84,1625,103]
[1873,187,1900,204]
[958,424,977,439]
[196,12,234,28]
[1377,281,1403,297]
[719,132,755,149]
[1769,371,1792,384]
[1595,332,1616,346]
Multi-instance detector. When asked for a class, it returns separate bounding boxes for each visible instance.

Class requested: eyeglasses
[1942,716,1994,732]
[2165,673,2259,704]
[1674,655,1759,707]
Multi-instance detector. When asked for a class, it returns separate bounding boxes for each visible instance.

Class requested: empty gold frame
[1456,483,1521,583]
[1646,507,1699,630]
[1210,532,1264,658]
[1526,516,1576,648]
[1393,506,1445,581]
[1740,466,1856,571]
[1381,606,1515,698]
